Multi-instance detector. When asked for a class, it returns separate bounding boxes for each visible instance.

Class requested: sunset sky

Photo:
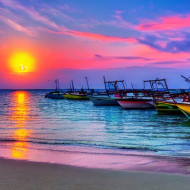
[1,0,190,89]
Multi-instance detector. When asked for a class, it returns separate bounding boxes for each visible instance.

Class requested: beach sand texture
[0,158,190,190]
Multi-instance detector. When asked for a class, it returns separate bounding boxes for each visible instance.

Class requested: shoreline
[0,157,190,190]
[1,143,190,176]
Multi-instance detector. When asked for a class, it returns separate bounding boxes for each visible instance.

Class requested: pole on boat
[71,80,75,92]
[131,83,134,91]
[103,76,109,96]
[55,79,59,91]
[103,76,106,90]
[85,77,90,91]
[122,80,126,90]
[125,81,127,89]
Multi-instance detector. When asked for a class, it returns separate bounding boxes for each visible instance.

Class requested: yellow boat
[154,101,182,114]
[63,93,89,100]
[176,103,190,118]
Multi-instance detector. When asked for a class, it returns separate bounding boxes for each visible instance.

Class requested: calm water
[1,90,190,172]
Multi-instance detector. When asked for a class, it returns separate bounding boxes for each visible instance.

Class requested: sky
[1,0,190,89]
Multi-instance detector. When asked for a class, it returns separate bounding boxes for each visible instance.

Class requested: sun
[9,52,35,73]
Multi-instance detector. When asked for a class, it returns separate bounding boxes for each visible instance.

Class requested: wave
[0,137,158,153]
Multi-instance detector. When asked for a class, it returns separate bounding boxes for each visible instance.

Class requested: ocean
[1,90,190,174]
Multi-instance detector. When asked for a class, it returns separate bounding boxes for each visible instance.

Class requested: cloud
[70,30,137,42]
[111,10,135,29]
[0,0,137,44]
[137,34,190,53]
[149,60,188,65]
[94,54,150,61]
[0,0,61,30]
[137,15,190,31]
[2,0,190,55]
[45,29,137,43]
[60,4,82,13]
[0,15,37,36]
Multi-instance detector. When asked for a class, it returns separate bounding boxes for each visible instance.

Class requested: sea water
[1,90,190,173]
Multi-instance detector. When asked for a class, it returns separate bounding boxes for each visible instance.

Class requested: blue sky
[1,0,190,89]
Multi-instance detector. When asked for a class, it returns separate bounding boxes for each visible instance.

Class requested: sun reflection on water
[10,91,32,159]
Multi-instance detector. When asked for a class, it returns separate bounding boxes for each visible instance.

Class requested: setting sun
[9,52,35,73]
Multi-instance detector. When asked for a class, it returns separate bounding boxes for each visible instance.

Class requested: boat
[117,97,154,109]
[176,102,190,118]
[144,79,184,114]
[113,80,155,109]
[89,77,126,106]
[45,91,65,99]
[45,79,65,99]
[177,75,190,117]
[88,95,118,106]
[154,101,181,114]
[64,92,89,100]
[63,80,89,100]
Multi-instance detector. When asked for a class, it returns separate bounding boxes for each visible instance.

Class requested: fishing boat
[64,92,89,100]
[89,77,126,106]
[176,102,190,118]
[153,101,179,114]
[45,79,65,99]
[45,91,65,99]
[63,79,89,100]
[144,79,185,114]
[88,95,118,106]
[117,96,154,109]
[176,75,190,117]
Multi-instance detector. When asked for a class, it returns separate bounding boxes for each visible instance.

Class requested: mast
[71,80,75,92]
[103,76,106,90]
[85,77,90,91]
[122,81,126,90]
[55,79,59,91]
[125,81,127,89]
[144,78,175,103]
[131,83,134,91]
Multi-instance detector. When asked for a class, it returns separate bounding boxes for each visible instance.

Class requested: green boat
[63,93,89,100]
[154,101,182,115]
[144,79,184,115]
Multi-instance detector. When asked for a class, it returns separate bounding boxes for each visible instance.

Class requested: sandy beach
[0,158,189,190]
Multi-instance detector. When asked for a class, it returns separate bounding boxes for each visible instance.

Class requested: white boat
[88,95,119,106]
[89,77,127,106]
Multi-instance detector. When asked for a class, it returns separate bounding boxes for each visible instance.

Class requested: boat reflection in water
[10,91,32,159]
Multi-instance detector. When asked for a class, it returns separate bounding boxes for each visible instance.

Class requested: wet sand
[0,158,190,190]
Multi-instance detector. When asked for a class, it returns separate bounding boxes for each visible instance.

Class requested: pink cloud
[1,0,136,44]
[69,30,137,42]
[137,15,190,31]
[45,28,137,43]
[134,44,190,68]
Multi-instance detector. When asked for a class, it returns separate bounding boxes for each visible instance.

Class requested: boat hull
[176,103,190,118]
[45,92,65,99]
[89,96,119,106]
[117,99,154,109]
[64,94,89,100]
[154,101,182,114]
